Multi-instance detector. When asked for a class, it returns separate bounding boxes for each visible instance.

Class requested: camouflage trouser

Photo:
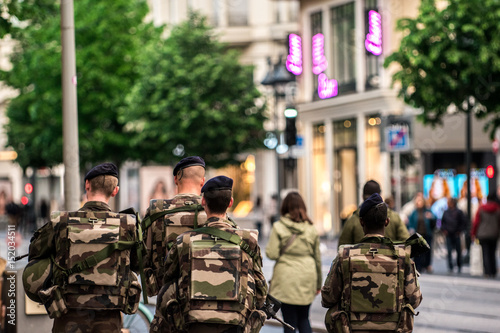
[52,309,121,333]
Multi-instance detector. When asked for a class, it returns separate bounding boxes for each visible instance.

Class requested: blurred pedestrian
[441,198,467,273]
[409,195,437,273]
[338,180,409,247]
[266,192,321,333]
[471,193,500,278]
[400,192,424,226]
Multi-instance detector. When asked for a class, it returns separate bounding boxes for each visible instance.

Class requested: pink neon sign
[286,34,303,75]
[318,73,338,99]
[365,10,382,56]
[312,33,328,75]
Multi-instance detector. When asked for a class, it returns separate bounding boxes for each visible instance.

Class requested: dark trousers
[479,238,498,277]
[414,234,433,272]
[281,303,312,333]
[446,234,462,271]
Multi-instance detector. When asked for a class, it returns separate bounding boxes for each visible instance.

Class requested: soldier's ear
[201,195,207,207]
[359,218,365,228]
[174,175,179,186]
[385,217,390,227]
[85,180,91,193]
[228,197,234,209]
[111,186,119,198]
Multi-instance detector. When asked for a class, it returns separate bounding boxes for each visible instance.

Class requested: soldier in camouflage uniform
[28,163,134,333]
[322,193,422,333]
[151,176,268,333]
[143,156,209,296]
[338,180,409,248]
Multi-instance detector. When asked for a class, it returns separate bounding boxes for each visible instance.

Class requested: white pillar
[357,113,366,204]
[304,121,314,221]
[325,121,335,238]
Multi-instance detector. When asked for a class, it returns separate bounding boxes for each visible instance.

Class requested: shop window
[365,115,382,182]
[333,119,357,234]
[312,123,331,235]
[365,0,380,90]
[330,2,356,94]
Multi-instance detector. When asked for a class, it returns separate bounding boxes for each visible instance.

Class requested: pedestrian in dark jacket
[472,194,500,278]
[441,198,468,273]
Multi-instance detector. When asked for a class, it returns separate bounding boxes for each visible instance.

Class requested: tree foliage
[384,0,500,138]
[1,0,161,169]
[119,12,267,168]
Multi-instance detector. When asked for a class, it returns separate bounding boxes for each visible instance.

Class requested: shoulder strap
[280,233,298,256]
[141,204,202,230]
[194,226,259,262]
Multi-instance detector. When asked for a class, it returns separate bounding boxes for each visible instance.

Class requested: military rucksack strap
[194,226,259,262]
[63,240,137,276]
[141,204,202,230]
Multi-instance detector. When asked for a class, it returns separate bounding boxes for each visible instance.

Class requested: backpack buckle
[368,248,378,258]
[89,217,98,228]
[211,235,218,243]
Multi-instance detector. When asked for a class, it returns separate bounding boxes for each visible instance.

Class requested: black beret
[173,156,205,176]
[201,176,233,193]
[359,193,385,218]
[84,163,118,182]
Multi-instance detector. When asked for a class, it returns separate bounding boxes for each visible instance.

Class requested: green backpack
[327,241,416,332]
[141,197,207,296]
[24,210,145,318]
[177,227,262,330]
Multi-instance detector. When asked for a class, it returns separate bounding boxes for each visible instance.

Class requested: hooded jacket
[472,201,500,239]
[265,215,321,305]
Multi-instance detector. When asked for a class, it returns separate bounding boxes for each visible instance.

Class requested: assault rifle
[262,294,295,331]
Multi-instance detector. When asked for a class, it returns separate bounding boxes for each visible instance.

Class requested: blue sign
[385,124,410,152]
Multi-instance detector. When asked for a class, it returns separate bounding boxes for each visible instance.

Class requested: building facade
[295,0,495,236]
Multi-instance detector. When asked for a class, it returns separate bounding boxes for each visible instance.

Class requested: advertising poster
[423,169,489,220]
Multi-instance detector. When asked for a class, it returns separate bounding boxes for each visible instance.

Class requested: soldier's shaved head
[176,165,205,182]
[89,175,118,198]
[175,165,205,195]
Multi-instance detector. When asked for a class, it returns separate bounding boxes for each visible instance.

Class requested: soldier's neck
[176,185,201,196]
[86,193,110,204]
[364,230,385,238]
[206,212,226,220]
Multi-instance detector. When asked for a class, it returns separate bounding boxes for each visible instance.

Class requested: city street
[258,236,500,333]
[3,227,500,332]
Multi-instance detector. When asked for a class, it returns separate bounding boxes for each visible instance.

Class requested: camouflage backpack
[327,240,416,332]
[142,196,207,296]
[25,210,144,318]
[171,227,265,331]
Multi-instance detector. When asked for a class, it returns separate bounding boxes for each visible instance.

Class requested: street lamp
[261,56,295,214]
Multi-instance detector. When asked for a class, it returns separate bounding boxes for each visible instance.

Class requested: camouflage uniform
[151,216,268,333]
[322,235,422,333]
[338,209,410,247]
[143,194,208,296]
[30,201,127,333]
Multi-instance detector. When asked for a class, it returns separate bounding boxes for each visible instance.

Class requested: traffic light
[23,182,33,205]
[486,165,495,178]
[284,106,297,146]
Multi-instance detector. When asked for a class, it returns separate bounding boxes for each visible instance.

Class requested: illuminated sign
[318,73,338,99]
[312,33,328,75]
[365,10,382,56]
[286,34,303,75]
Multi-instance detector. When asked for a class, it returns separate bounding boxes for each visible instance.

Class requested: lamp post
[261,56,295,215]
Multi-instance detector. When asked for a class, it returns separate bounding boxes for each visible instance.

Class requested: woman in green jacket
[266,192,322,333]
